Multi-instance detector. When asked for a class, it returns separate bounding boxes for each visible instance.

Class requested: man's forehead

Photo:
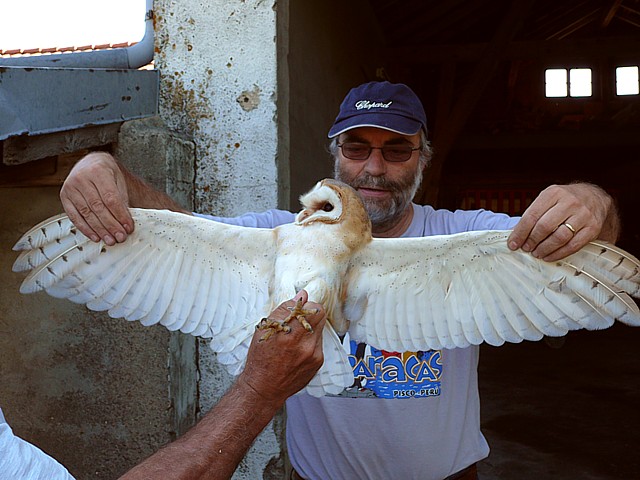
[339,127,418,144]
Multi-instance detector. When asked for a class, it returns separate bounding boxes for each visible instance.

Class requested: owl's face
[295,179,344,225]
[295,179,372,249]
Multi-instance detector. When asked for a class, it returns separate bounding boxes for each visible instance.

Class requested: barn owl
[12,179,640,397]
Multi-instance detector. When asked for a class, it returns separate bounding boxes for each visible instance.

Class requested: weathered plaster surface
[153,1,282,477]
[154,0,280,217]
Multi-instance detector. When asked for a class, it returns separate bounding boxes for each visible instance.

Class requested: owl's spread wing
[343,230,640,352]
[13,209,276,363]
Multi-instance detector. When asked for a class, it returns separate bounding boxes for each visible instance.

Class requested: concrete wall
[1,186,178,478]
[1,122,196,479]
[154,0,281,216]
[152,0,285,477]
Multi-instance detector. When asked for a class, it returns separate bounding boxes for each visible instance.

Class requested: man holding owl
[57,81,620,480]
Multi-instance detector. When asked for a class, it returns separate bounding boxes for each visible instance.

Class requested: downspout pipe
[0,0,154,69]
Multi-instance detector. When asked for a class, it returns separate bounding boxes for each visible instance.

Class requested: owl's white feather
[14,209,277,384]
[12,179,640,397]
[345,230,640,352]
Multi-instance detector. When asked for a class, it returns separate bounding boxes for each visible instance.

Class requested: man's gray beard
[333,160,423,230]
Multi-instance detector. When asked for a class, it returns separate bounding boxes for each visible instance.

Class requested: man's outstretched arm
[119,290,325,480]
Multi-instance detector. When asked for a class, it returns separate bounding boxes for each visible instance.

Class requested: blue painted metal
[0,67,158,140]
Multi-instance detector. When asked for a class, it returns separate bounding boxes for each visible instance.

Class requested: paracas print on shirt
[334,332,443,399]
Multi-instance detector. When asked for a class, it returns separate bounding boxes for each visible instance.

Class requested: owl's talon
[287,298,316,334]
[256,298,316,341]
[257,317,288,341]
[298,315,314,333]
[258,330,275,342]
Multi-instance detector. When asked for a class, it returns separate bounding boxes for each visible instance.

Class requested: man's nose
[363,148,386,176]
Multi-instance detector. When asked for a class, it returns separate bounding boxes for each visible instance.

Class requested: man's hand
[60,152,133,246]
[238,290,325,408]
[508,183,620,262]
[60,152,190,246]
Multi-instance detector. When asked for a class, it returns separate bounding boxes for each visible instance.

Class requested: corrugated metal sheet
[0,67,158,140]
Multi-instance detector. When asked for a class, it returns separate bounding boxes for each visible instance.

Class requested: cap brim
[328,113,423,138]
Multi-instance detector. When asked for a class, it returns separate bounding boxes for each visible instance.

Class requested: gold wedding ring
[562,222,576,235]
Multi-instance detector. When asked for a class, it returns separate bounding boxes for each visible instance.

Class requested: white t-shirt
[198,204,518,480]
[0,408,75,480]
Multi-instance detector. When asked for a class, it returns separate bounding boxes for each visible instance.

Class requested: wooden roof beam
[547,8,600,40]
[619,5,640,28]
[602,0,624,28]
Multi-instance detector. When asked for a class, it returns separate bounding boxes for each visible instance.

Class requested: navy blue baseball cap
[328,81,427,138]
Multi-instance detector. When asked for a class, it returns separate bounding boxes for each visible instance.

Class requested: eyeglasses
[337,142,420,163]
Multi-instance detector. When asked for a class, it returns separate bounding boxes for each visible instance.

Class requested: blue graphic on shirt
[337,334,443,399]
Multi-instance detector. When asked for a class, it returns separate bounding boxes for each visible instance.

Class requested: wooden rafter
[602,0,624,27]
[618,14,640,28]
[547,8,601,40]
[619,4,640,27]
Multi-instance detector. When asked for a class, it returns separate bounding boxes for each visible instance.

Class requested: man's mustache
[350,174,408,192]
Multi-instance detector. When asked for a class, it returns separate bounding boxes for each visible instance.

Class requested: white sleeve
[0,409,75,480]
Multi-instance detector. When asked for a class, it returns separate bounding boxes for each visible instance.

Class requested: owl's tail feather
[213,320,354,397]
[303,322,353,397]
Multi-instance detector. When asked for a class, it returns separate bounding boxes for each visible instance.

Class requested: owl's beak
[295,209,311,224]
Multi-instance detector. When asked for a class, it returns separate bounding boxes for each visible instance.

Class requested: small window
[569,69,592,97]
[0,0,146,53]
[545,68,592,98]
[616,66,639,96]
[545,69,567,97]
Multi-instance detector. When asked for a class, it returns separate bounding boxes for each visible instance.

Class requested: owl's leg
[287,298,316,332]
[257,298,318,342]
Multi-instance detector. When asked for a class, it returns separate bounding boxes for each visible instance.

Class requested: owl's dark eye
[322,202,334,212]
